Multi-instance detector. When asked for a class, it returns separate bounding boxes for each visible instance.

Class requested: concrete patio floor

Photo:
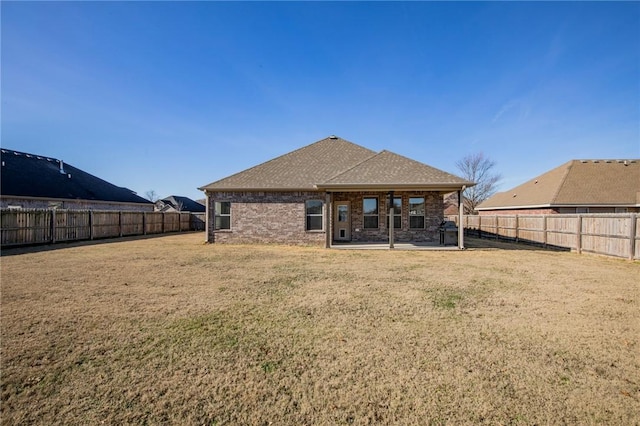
[330,242,462,250]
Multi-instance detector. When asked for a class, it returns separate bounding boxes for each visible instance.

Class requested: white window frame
[214,201,231,230]
[305,200,324,231]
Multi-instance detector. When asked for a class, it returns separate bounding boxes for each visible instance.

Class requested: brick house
[1,148,153,211]
[199,136,473,248]
[476,159,640,215]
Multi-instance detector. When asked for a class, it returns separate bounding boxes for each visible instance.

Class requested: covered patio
[330,241,463,251]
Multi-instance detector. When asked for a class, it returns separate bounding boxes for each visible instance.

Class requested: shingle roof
[1,149,152,205]
[199,136,377,191]
[319,150,472,190]
[160,195,206,212]
[477,159,640,210]
[199,136,472,192]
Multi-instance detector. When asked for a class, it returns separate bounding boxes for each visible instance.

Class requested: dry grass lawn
[1,233,639,425]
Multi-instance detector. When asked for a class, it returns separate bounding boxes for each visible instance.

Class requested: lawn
[1,233,638,425]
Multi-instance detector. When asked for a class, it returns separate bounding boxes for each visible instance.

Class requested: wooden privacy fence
[448,214,640,260]
[1,209,206,247]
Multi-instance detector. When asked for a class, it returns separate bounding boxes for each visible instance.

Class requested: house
[476,159,640,215]
[198,136,473,248]
[156,195,206,213]
[0,149,154,211]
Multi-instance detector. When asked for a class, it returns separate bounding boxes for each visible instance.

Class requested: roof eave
[0,194,154,205]
[200,186,319,193]
[317,182,474,192]
[477,203,640,211]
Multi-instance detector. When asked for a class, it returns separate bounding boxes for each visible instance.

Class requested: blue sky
[2,1,639,201]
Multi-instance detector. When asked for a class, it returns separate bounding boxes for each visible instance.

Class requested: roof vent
[329,135,338,139]
[59,160,66,174]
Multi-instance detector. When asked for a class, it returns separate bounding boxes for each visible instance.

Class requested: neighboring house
[476,159,640,215]
[199,136,473,247]
[1,149,154,211]
[156,196,206,213]
[443,192,459,216]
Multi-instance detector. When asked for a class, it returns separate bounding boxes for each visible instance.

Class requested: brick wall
[478,208,559,215]
[207,191,326,245]
[0,197,153,211]
[207,190,445,245]
[333,191,444,242]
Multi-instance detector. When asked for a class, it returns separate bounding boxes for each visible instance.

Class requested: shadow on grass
[464,235,571,253]
[0,231,206,257]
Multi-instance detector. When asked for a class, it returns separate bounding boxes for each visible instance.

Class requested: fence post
[629,214,637,260]
[51,209,57,244]
[143,212,147,235]
[543,215,547,248]
[478,215,482,239]
[495,216,499,240]
[576,215,583,254]
[89,210,94,240]
[515,215,519,243]
[119,211,123,237]
[162,212,165,234]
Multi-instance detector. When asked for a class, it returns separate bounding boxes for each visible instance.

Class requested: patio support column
[458,186,466,249]
[389,190,394,249]
[325,192,331,248]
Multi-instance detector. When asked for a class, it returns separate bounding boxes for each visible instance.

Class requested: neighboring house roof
[158,195,206,212]
[1,149,152,205]
[199,136,473,192]
[477,159,640,211]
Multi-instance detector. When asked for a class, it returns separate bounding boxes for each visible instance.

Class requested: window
[306,200,323,231]
[409,197,425,229]
[363,197,379,228]
[387,197,402,229]
[215,201,231,230]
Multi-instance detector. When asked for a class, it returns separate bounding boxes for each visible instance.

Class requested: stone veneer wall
[332,191,444,243]
[207,191,327,245]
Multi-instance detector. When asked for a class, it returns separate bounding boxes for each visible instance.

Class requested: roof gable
[200,136,471,192]
[319,150,472,190]
[1,149,152,205]
[477,159,640,210]
[199,136,376,191]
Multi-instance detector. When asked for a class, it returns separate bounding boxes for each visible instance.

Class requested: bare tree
[145,190,159,202]
[456,153,502,214]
